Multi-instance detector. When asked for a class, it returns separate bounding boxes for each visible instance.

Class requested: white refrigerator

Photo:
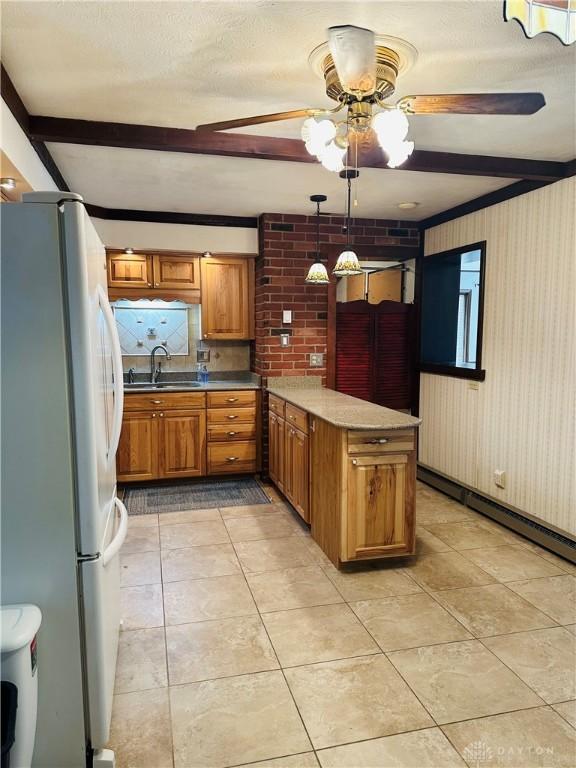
[1,191,126,767]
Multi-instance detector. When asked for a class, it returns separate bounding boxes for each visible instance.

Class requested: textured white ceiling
[48,142,513,219]
[2,1,574,217]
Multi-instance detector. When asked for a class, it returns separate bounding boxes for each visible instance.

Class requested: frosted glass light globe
[318,140,346,172]
[301,118,336,157]
[386,140,415,168]
[372,108,409,147]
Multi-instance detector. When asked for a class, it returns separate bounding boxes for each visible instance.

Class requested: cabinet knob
[369,438,388,444]
[352,459,357,465]
[159,412,164,417]
[147,282,152,287]
[152,413,156,418]
[155,283,159,287]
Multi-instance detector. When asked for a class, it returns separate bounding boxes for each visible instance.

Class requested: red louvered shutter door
[373,303,414,410]
[336,304,373,402]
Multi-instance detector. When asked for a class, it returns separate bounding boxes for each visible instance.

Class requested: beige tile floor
[108,481,576,768]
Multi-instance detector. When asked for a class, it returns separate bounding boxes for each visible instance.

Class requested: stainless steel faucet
[150,345,171,383]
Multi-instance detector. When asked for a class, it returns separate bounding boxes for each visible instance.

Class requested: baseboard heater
[417,465,576,564]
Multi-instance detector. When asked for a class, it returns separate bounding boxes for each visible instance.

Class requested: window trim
[419,240,486,381]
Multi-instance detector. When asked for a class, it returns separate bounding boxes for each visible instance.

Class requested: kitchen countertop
[124,380,260,393]
[267,384,421,431]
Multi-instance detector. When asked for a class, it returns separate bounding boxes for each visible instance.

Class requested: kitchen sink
[124,381,203,391]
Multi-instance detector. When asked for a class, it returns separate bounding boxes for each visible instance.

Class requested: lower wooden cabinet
[158,409,206,478]
[117,390,259,481]
[346,454,411,559]
[268,410,308,522]
[117,411,158,482]
[286,426,309,523]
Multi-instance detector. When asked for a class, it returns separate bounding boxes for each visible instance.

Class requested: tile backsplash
[113,300,251,373]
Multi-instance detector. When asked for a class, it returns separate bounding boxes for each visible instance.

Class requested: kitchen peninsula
[267,378,421,568]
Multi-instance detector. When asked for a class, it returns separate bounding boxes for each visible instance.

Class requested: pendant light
[305,194,330,285]
[333,170,362,277]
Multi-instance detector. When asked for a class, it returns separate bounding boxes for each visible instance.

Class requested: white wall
[0,98,57,191]
[419,177,576,537]
[91,218,258,253]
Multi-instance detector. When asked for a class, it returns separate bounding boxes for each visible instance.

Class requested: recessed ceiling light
[124,247,134,254]
[398,202,419,210]
[0,177,16,190]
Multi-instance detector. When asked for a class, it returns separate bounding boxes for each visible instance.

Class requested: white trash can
[1,605,42,768]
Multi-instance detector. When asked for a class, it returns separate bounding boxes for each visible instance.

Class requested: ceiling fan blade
[196,109,319,132]
[397,93,546,115]
[328,25,376,96]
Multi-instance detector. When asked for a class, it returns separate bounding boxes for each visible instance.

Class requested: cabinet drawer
[124,392,206,411]
[268,394,285,418]
[207,407,256,424]
[207,390,256,408]
[208,441,257,474]
[348,429,415,455]
[208,423,256,442]
[285,404,308,435]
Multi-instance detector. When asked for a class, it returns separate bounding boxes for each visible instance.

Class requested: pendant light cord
[346,176,352,249]
[316,198,321,259]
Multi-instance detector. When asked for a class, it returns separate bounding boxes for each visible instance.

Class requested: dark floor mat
[124,477,271,516]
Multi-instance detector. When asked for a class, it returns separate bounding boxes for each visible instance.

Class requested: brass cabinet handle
[227,431,237,436]
[226,456,239,462]
[226,397,238,402]
[369,438,388,444]
[152,413,156,418]
[155,283,159,287]
[147,282,152,286]
[289,415,296,421]
[159,412,164,417]
[151,399,162,404]
[352,459,357,465]
[227,415,238,420]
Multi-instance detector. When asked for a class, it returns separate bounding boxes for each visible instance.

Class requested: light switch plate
[309,353,324,367]
[282,310,292,324]
[280,333,291,347]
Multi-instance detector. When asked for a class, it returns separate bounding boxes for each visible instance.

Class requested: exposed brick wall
[255,212,420,471]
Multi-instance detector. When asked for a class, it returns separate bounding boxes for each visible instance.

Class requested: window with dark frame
[419,241,486,381]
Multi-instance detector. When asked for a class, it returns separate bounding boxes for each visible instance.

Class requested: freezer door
[61,201,124,555]
[81,497,127,748]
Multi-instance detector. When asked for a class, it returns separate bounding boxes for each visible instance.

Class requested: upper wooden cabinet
[152,254,200,291]
[108,252,152,289]
[107,250,201,302]
[201,256,255,340]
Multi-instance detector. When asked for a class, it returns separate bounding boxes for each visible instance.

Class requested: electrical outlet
[309,353,324,367]
[494,470,507,489]
[282,310,292,324]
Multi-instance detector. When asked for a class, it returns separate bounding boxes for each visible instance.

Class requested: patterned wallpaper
[419,177,576,537]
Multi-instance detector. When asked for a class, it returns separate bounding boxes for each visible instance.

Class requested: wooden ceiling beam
[29,115,568,181]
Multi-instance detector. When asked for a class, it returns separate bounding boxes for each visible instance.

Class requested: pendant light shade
[305,261,329,284]
[333,172,363,277]
[305,194,329,285]
[333,249,362,277]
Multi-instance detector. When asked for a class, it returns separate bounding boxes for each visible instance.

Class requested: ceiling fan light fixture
[372,108,409,146]
[386,140,414,168]
[305,262,330,284]
[301,117,336,157]
[318,140,346,172]
[333,249,363,277]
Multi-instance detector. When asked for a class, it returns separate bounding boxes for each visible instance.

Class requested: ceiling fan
[196,25,545,172]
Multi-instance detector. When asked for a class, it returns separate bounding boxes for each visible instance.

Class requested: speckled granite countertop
[267,382,421,431]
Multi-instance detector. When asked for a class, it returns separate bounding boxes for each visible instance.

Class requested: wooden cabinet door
[107,253,152,288]
[268,412,279,484]
[291,428,309,523]
[117,411,159,482]
[201,257,253,340]
[158,409,206,478]
[152,254,200,290]
[345,455,414,560]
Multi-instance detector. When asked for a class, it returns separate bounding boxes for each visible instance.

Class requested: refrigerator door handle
[97,285,124,459]
[101,497,128,567]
